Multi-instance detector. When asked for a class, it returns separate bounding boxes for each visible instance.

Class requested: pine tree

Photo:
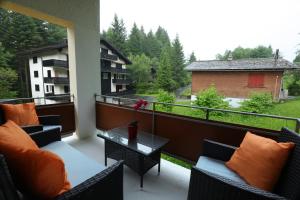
[155,26,171,49]
[189,52,197,63]
[105,14,128,54]
[144,30,161,58]
[170,35,187,88]
[127,23,143,55]
[156,48,176,92]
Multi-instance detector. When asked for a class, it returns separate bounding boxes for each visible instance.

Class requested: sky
[100,0,300,62]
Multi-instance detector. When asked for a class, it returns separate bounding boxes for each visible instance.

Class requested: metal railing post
[296,119,300,133]
[152,102,156,135]
[206,109,210,120]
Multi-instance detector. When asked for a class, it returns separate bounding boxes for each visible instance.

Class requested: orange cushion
[0,120,38,153]
[15,149,71,199]
[0,120,71,198]
[226,132,295,191]
[0,103,39,126]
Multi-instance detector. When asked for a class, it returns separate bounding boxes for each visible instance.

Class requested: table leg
[140,175,144,188]
[105,155,107,166]
[104,142,107,166]
[158,159,161,174]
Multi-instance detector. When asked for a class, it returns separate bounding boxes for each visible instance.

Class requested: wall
[191,71,283,99]
[29,57,44,98]
[1,0,101,138]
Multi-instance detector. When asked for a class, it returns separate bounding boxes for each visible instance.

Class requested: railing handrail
[95,94,300,122]
[0,94,74,103]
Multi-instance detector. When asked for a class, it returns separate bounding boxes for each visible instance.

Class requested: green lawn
[169,98,300,132]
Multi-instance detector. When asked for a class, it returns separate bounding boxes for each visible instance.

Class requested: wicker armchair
[187,128,300,200]
[0,108,61,134]
[0,128,124,200]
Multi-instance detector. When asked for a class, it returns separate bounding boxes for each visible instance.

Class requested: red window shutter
[248,73,264,88]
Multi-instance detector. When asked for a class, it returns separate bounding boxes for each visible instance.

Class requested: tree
[156,90,176,112]
[156,48,176,92]
[155,26,171,49]
[188,52,197,64]
[0,67,18,98]
[127,54,153,92]
[194,85,229,109]
[294,52,300,63]
[105,14,128,54]
[144,30,161,58]
[0,42,12,67]
[216,45,273,60]
[127,23,143,55]
[170,35,187,88]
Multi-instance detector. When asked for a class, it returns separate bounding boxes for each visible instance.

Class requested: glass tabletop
[97,127,169,156]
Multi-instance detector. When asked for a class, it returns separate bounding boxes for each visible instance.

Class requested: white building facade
[26,39,131,104]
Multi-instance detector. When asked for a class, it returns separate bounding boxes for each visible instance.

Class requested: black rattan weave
[188,128,300,200]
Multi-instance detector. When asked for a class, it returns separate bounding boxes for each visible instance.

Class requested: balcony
[112,78,131,85]
[42,59,68,69]
[101,66,128,74]
[44,77,69,84]
[101,51,118,61]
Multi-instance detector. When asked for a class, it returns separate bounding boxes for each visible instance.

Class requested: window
[46,85,49,92]
[101,48,108,54]
[116,64,122,69]
[102,73,109,79]
[51,86,54,93]
[64,85,69,93]
[248,73,265,88]
[34,71,39,78]
[35,84,40,91]
[47,70,51,78]
[33,57,38,64]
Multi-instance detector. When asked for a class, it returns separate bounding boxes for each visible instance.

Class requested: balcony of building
[1,1,299,200]
[44,77,70,85]
[112,78,131,85]
[42,59,68,69]
[101,66,128,74]
[101,51,118,61]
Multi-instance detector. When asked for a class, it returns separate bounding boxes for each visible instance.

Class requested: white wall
[29,57,44,98]
[4,0,101,139]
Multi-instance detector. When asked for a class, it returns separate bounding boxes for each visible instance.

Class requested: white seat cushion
[42,141,106,187]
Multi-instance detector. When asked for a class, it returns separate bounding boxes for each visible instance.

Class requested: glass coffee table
[97,127,169,188]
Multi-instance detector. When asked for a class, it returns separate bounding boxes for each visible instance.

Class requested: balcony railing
[42,59,68,69]
[95,95,300,162]
[44,77,69,84]
[101,52,118,61]
[112,79,131,85]
[101,66,128,74]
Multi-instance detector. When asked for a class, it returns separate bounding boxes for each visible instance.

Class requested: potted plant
[128,99,148,140]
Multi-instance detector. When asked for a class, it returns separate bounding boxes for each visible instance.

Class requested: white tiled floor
[63,133,190,200]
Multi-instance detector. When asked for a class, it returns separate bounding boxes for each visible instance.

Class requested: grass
[161,154,193,169]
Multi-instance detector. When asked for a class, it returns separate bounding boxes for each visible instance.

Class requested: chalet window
[248,73,265,88]
[102,73,109,79]
[51,86,54,92]
[47,70,51,78]
[35,84,40,92]
[116,64,122,69]
[46,85,49,92]
[34,71,39,78]
[33,57,38,64]
[64,85,69,93]
[101,48,108,54]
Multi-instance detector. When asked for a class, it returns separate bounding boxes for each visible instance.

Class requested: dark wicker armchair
[0,128,124,200]
[0,108,61,134]
[187,128,300,200]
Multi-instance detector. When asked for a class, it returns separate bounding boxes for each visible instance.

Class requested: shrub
[156,90,176,112]
[240,92,273,113]
[194,86,229,109]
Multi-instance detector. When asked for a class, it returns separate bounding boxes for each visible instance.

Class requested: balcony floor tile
[63,133,190,200]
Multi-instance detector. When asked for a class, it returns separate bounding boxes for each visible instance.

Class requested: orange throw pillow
[226,132,295,191]
[15,149,71,199]
[0,121,71,198]
[0,103,39,126]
